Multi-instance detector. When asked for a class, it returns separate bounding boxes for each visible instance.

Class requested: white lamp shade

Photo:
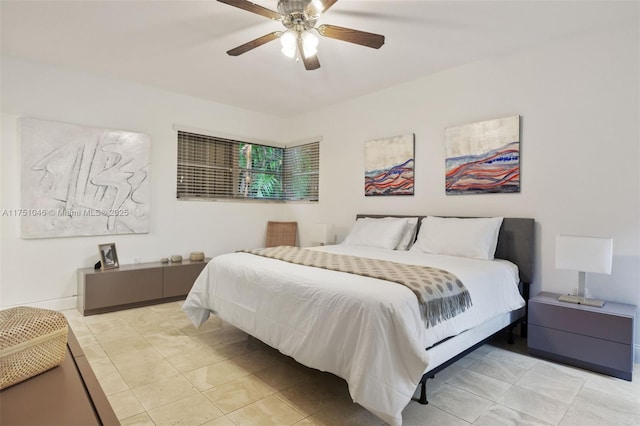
[311,223,334,244]
[555,235,613,274]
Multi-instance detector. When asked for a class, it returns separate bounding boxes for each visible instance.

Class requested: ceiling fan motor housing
[278,0,318,31]
[277,0,313,15]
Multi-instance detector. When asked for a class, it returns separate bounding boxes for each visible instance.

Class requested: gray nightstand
[528,291,636,381]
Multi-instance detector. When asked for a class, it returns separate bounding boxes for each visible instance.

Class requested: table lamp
[555,235,613,308]
[311,223,334,246]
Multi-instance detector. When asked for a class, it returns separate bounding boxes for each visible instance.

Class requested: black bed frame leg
[418,380,428,405]
[507,326,515,344]
[416,375,430,405]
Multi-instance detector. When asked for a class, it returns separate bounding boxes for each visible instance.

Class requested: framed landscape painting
[364,133,415,196]
[445,115,520,195]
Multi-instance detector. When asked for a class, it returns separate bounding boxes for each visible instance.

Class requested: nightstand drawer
[529,324,633,369]
[528,324,633,379]
[529,301,633,344]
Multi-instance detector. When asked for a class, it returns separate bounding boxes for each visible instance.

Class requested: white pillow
[343,217,408,250]
[395,217,419,250]
[411,216,504,260]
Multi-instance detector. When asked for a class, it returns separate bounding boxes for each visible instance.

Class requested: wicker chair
[266,221,298,247]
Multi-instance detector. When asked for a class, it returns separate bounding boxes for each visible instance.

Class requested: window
[283,142,320,201]
[177,130,319,202]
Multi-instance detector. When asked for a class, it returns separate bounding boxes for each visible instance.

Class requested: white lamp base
[557,294,605,308]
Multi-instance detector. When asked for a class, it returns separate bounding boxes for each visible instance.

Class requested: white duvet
[182,245,524,426]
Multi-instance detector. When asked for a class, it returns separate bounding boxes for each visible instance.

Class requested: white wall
[0,57,289,310]
[285,19,640,352]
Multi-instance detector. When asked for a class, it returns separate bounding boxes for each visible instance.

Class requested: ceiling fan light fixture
[301,31,318,57]
[218,0,385,70]
[280,30,297,58]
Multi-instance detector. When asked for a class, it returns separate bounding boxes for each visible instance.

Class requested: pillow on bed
[343,217,408,250]
[411,216,504,260]
[395,217,419,250]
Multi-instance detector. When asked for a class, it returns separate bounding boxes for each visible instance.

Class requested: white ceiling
[0,0,633,117]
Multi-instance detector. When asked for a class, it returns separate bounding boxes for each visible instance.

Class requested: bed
[183,215,534,426]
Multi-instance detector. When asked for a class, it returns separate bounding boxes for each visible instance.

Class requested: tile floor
[63,301,640,426]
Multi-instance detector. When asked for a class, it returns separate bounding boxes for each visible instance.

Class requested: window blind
[177,131,319,202]
[283,142,320,201]
[177,132,235,199]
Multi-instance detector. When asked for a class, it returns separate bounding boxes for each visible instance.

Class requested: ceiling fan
[218,0,385,70]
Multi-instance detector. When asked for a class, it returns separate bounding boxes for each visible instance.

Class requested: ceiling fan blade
[302,53,321,70]
[227,31,282,56]
[217,0,282,21]
[296,38,321,70]
[317,24,385,49]
[320,0,339,13]
[306,0,339,16]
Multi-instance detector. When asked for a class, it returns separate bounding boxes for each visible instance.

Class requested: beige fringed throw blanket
[240,246,472,327]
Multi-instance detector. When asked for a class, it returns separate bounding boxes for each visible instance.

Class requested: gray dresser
[528,291,636,381]
[77,259,208,315]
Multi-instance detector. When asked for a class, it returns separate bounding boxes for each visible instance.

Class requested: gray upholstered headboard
[355,215,535,285]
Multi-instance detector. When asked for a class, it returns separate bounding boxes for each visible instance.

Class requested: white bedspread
[182,245,524,426]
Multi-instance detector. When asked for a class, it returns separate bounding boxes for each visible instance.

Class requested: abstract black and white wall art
[20,117,150,238]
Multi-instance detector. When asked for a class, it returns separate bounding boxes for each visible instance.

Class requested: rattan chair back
[266,221,297,247]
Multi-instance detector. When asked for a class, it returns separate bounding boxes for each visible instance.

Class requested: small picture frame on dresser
[98,243,119,270]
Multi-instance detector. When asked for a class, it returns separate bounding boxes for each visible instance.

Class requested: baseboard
[1,296,77,312]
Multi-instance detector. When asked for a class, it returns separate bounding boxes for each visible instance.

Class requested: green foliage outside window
[238,144,283,200]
